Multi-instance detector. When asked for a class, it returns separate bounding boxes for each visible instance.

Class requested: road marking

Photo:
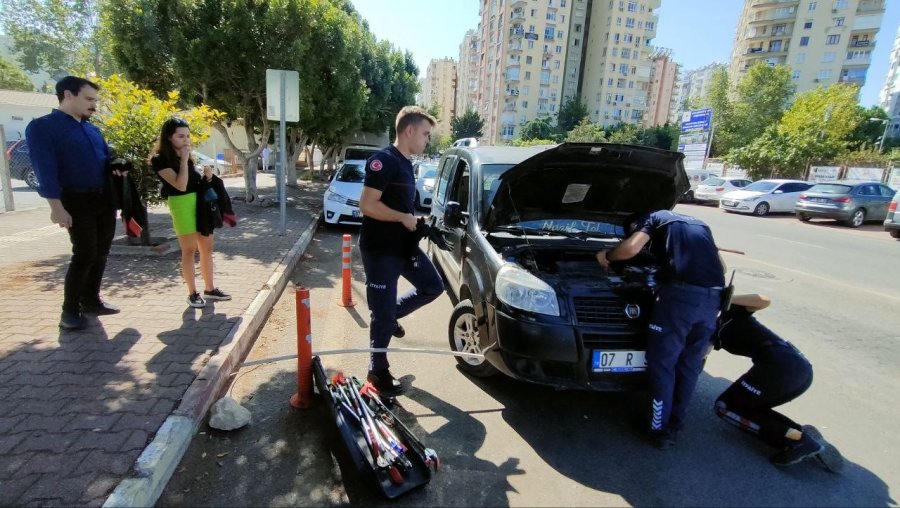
[756,234,823,249]
[735,255,900,304]
[0,224,67,246]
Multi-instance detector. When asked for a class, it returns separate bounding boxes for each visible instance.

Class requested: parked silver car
[884,190,900,238]
[720,179,813,216]
[795,181,896,228]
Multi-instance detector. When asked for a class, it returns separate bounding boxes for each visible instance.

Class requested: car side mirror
[444,201,468,228]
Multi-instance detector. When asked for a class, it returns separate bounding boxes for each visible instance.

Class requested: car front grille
[573,296,641,327]
[347,199,360,207]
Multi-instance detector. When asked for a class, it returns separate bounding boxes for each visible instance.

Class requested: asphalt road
[159,206,898,507]
[0,178,45,213]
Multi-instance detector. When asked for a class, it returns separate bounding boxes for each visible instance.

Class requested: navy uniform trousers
[360,246,444,371]
[647,282,721,433]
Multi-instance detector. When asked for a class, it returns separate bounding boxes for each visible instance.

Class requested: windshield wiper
[490,225,594,240]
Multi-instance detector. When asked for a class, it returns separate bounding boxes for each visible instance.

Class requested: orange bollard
[289,286,314,409]
[337,233,356,307]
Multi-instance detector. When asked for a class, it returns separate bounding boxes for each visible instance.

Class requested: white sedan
[323,160,366,225]
[719,179,813,216]
[414,161,439,210]
[694,176,753,205]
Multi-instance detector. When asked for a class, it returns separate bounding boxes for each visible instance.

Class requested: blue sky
[350,0,900,107]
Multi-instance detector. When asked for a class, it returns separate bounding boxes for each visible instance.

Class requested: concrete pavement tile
[0,433,26,455]
[12,413,74,433]
[1,359,55,375]
[11,398,70,417]
[0,415,25,433]
[7,384,63,401]
[0,474,40,506]
[18,450,90,476]
[111,413,166,435]
[0,453,33,479]
[150,398,177,417]
[80,450,134,476]
[69,429,131,453]
[19,473,96,506]
[120,429,150,453]
[10,431,79,454]
[81,472,120,505]
[66,413,123,432]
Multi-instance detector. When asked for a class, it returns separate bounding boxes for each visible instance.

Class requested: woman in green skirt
[150,118,230,308]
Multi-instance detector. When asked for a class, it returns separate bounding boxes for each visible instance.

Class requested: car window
[417,164,438,179]
[344,148,379,161]
[744,181,778,193]
[448,160,470,211]
[705,177,725,186]
[335,162,365,183]
[810,183,852,194]
[880,185,896,197]
[433,156,456,207]
[857,184,878,196]
[737,180,752,187]
[780,182,810,193]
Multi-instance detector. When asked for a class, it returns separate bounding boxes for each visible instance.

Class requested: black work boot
[771,430,825,466]
[392,322,405,338]
[59,311,86,330]
[367,369,403,395]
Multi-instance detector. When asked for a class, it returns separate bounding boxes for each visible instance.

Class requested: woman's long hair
[149,117,190,165]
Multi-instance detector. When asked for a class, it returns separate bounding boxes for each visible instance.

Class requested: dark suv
[5,139,40,190]
[426,143,688,391]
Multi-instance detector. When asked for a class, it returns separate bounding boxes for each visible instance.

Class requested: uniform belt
[63,187,105,194]
[664,280,724,294]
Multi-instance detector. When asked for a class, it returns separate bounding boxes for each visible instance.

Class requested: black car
[5,139,40,190]
[426,143,689,391]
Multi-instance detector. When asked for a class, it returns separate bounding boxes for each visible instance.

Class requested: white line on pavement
[756,234,824,249]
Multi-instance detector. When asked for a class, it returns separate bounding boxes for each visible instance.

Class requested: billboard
[677,108,712,171]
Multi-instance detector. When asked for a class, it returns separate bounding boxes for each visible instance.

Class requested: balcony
[749,10,797,24]
[850,40,874,48]
[512,0,527,6]
[508,43,523,53]
[511,11,525,21]
[510,27,525,38]
[750,0,798,7]
[857,0,885,14]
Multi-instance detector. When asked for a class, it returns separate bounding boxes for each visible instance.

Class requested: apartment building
[421,58,458,137]
[476,0,574,144]
[729,0,886,95]
[677,62,726,112]
[456,30,481,117]
[645,47,678,127]
[878,24,900,138]
[578,0,661,126]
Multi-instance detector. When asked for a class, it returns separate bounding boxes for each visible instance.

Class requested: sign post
[677,108,713,171]
[0,128,14,212]
[266,69,300,236]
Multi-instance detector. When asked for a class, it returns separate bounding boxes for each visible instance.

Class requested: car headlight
[326,190,349,204]
[742,196,761,202]
[495,264,560,317]
[423,184,434,192]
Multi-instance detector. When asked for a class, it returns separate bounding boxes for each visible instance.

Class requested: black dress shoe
[59,311,86,330]
[81,300,120,316]
[392,322,405,338]
[367,369,403,395]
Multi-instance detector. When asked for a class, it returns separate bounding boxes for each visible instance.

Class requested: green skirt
[168,192,197,236]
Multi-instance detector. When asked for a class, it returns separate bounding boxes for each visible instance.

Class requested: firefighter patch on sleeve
[370,159,383,171]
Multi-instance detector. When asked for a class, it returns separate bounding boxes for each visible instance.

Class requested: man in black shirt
[26,76,124,330]
[597,210,724,449]
[358,106,443,394]
[714,293,843,472]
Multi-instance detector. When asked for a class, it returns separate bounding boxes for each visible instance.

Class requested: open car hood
[485,143,689,230]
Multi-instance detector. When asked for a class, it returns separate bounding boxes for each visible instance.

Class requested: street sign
[677,108,713,171]
[266,69,299,122]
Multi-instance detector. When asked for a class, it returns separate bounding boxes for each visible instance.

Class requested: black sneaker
[802,425,845,473]
[188,293,206,308]
[651,429,678,450]
[367,369,403,395]
[392,322,405,338]
[81,300,120,316]
[59,311,85,330]
[203,288,231,301]
[771,430,824,466]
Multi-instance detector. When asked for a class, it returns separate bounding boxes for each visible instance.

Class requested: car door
[871,185,895,220]
[429,155,457,272]
[773,182,808,211]
[438,159,472,296]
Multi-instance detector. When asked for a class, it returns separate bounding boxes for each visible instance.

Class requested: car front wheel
[23,169,40,190]
[753,202,770,216]
[847,208,866,228]
[797,213,811,222]
[890,230,900,239]
[448,299,498,377]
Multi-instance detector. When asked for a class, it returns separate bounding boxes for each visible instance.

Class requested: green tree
[92,75,221,243]
[1,0,116,79]
[0,56,35,91]
[731,63,795,149]
[426,103,441,121]
[519,117,555,141]
[703,67,736,157]
[556,96,589,134]
[846,105,889,151]
[425,134,451,157]
[565,118,607,143]
[450,109,484,140]
[606,122,641,144]
[509,138,557,147]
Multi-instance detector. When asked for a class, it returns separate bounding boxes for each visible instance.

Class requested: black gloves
[414,218,453,252]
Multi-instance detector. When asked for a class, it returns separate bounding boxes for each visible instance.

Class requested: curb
[103,213,321,508]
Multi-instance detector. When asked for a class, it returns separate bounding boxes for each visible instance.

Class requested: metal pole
[0,128,14,212]
[279,72,287,236]
[879,120,889,153]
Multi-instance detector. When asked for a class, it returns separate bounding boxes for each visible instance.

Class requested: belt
[664,280,724,294]
[63,187,105,194]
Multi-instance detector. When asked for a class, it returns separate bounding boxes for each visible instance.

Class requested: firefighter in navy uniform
[714,293,844,472]
[358,106,444,395]
[597,210,724,450]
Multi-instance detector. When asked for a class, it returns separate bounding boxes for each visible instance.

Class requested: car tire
[23,169,40,190]
[448,299,498,378]
[753,202,770,216]
[684,190,694,203]
[847,208,866,228]
[890,230,900,239]
[797,213,811,222]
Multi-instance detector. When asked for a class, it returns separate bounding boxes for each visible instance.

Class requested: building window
[523,86,530,94]
[625,17,635,28]
[558,30,564,39]
[627,1,637,12]
[792,70,801,80]
[531,8,536,16]
[803,21,813,29]
[554,60,561,69]
[817,69,832,80]
[611,63,617,71]
[545,27,555,39]
[826,35,840,45]
[608,78,614,85]
[834,0,847,9]
[624,33,633,43]
[822,51,835,62]
[522,100,529,108]
[622,48,631,58]
[612,47,619,56]
[526,56,533,64]
[646,21,655,30]
[525,71,532,79]
[808,1,817,10]
[800,36,810,46]
[628,81,634,88]
[796,52,806,64]
[561,0,566,6]
[835,17,844,26]
[546,11,556,21]
[575,24,582,33]
[574,38,580,46]
[616,17,622,26]
[614,33,620,43]
[528,40,535,48]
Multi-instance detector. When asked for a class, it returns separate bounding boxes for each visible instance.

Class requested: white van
[451,138,479,148]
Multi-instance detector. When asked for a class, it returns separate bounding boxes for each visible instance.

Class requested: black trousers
[60,190,117,313]
[715,350,812,449]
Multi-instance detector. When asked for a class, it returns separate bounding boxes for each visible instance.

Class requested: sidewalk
[0,173,324,506]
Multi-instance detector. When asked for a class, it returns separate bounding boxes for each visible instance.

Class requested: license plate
[351,209,361,218]
[592,350,647,373]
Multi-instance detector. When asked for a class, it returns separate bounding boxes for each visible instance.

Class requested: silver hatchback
[794,181,896,228]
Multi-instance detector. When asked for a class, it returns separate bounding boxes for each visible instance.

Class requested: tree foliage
[450,109,484,140]
[519,117,555,141]
[0,56,35,91]
[565,118,606,143]
[1,0,116,80]
[556,96,589,133]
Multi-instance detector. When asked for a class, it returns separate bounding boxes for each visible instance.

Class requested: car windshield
[480,163,516,220]
[704,178,725,186]
[492,219,618,239]
[336,163,365,183]
[345,148,378,160]
[419,165,438,179]
[743,181,779,192]
[809,184,852,194]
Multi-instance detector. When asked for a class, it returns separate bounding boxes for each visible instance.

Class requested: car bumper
[794,202,852,220]
[418,189,433,208]
[323,199,362,225]
[885,211,900,231]
[694,191,721,203]
[718,199,756,213]
[484,304,648,391]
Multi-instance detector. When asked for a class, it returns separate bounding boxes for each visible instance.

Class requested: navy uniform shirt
[359,145,416,256]
[632,210,725,288]
[716,305,807,366]
[25,109,110,199]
